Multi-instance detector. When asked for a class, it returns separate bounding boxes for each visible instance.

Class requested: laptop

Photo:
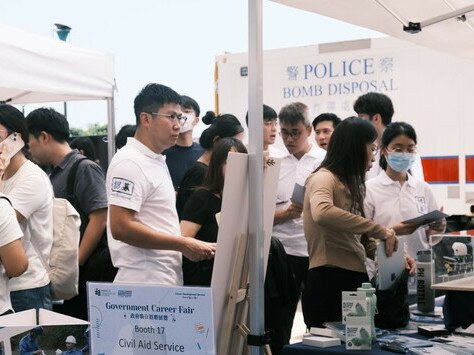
[376,236,406,290]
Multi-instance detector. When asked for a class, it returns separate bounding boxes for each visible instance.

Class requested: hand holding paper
[402,210,448,226]
[290,183,305,205]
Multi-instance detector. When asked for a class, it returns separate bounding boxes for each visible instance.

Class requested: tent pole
[248,0,264,354]
[107,92,116,165]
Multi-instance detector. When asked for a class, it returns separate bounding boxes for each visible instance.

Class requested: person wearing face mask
[163,95,205,190]
[364,122,446,294]
[353,92,425,181]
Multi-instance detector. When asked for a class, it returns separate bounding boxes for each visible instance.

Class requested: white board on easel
[211,151,281,341]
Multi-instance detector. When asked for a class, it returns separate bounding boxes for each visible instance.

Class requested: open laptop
[376,236,406,290]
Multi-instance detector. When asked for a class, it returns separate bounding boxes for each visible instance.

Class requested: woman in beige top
[302,117,398,328]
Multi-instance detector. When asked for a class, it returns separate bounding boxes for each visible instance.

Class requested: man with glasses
[353,92,424,181]
[163,95,204,190]
[105,83,216,286]
[269,102,326,353]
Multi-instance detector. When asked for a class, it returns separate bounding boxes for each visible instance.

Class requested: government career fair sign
[88,283,215,354]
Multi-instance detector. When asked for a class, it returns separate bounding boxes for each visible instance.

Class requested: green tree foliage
[71,123,108,137]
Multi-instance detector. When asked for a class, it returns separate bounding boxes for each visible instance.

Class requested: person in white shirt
[354,92,424,181]
[246,104,283,157]
[0,194,28,316]
[364,122,445,293]
[0,105,54,312]
[269,102,326,353]
[311,113,341,151]
[106,83,216,285]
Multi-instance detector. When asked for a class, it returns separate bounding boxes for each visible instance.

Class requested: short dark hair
[245,104,277,125]
[202,137,247,194]
[317,117,377,216]
[353,92,394,126]
[180,95,200,117]
[279,102,310,127]
[312,113,341,131]
[115,124,136,150]
[26,107,69,142]
[379,122,417,170]
[199,112,244,150]
[0,104,29,155]
[133,83,181,126]
[70,137,97,161]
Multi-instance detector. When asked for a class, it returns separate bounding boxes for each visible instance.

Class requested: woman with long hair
[176,112,244,217]
[180,137,247,286]
[302,117,398,327]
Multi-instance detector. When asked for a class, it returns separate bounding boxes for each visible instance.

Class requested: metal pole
[107,93,116,165]
[248,0,264,354]
[63,101,67,119]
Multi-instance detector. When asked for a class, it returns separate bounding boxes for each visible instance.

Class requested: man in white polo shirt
[106,83,216,285]
[269,102,326,353]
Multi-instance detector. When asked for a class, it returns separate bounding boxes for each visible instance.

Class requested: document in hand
[290,183,306,205]
[402,210,448,226]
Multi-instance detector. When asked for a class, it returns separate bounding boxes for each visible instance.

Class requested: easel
[212,153,281,355]
[217,232,272,355]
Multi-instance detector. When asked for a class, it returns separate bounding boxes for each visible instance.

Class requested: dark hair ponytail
[201,111,216,125]
[199,113,244,150]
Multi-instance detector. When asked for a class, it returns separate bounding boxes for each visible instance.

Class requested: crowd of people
[0,83,447,354]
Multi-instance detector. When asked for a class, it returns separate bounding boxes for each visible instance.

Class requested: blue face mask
[386,152,416,172]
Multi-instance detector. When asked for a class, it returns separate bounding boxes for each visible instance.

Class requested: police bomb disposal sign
[88,282,215,354]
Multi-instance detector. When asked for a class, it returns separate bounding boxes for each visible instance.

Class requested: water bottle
[357,282,376,343]
[55,349,62,355]
[417,250,435,313]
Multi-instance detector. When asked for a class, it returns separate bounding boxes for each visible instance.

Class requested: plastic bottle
[357,282,376,343]
[417,250,435,313]
[55,350,62,355]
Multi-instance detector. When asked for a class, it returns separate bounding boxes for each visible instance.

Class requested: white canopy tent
[0,22,116,159]
[272,0,474,60]
[247,1,474,354]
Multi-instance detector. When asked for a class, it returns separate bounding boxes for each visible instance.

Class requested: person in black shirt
[180,138,247,286]
[176,111,244,217]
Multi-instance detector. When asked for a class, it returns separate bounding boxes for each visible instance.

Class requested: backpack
[49,197,81,301]
[65,157,117,283]
[2,190,81,301]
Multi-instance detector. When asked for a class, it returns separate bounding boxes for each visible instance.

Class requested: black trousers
[302,266,368,328]
[265,254,308,355]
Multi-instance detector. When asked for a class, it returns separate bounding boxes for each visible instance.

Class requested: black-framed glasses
[145,112,187,126]
[280,130,302,140]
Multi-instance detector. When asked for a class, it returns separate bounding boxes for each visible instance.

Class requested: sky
[0,0,382,132]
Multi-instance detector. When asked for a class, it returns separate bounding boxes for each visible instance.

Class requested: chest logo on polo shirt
[111,177,134,196]
[415,196,427,214]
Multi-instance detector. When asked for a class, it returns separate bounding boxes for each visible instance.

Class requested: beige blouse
[303,168,387,273]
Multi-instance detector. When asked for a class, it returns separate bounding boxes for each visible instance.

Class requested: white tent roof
[272,0,474,61]
[0,22,114,104]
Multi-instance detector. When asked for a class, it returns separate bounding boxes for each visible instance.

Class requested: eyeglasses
[280,130,302,140]
[387,146,417,154]
[145,112,187,126]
